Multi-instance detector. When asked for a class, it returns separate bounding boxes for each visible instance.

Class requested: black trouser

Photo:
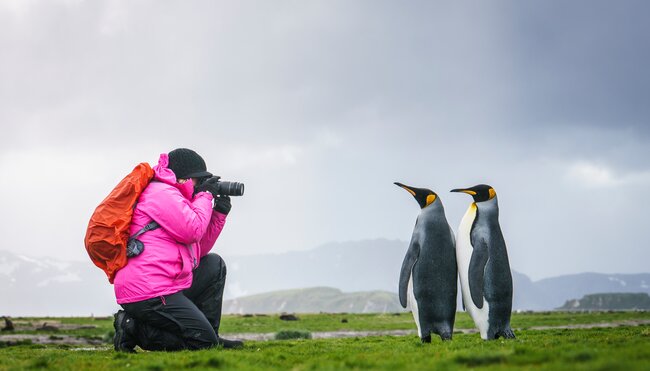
[121,253,227,351]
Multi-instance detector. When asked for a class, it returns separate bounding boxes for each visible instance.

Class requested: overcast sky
[1,0,648,280]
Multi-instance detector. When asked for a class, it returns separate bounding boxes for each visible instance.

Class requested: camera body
[198,176,245,196]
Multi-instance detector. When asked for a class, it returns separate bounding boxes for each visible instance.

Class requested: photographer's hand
[214,195,232,215]
[194,176,221,196]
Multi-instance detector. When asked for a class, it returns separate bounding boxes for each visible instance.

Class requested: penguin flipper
[449,225,456,246]
[450,224,463,311]
[399,240,420,308]
[469,239,489,309]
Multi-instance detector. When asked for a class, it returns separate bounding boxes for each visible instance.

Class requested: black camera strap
[126,221,160,258]
[130,221,160,239]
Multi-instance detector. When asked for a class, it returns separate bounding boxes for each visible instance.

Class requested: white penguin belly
[457,203,490,339]
[407,273,422,338]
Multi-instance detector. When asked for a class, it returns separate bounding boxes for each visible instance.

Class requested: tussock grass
[275,330,312,340]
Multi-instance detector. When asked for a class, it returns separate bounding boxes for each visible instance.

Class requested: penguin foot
[420,335,432,343]
[500,329,516,339]
[439,332,452,341]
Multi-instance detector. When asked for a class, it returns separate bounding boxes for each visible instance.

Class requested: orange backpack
[84,163,154,283]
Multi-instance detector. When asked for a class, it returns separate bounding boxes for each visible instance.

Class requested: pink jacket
[113,153,227,304]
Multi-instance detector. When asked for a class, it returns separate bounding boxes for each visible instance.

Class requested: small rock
[279,314,299,321]
[1,317,14,332]
[38,322,60,332]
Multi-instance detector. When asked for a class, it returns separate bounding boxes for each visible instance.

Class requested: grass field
[1,312,649,370]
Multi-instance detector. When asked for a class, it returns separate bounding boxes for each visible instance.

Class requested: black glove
[213,195,232,215]
[194,176,221,196]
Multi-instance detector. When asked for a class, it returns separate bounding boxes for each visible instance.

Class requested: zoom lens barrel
[216,181,245,196]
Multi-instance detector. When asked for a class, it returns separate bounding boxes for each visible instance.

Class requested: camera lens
[216,181,245,196]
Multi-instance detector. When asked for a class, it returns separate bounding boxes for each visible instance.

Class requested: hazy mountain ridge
[223,287,405,314]
[558,293,650,310]
[224,239,407,299]
[0,250,116,316]
[225,239,650,311]
[1,240,649,316]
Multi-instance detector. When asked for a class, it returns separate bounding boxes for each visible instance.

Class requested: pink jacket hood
[113,154,228,304]
[152,153,195,198]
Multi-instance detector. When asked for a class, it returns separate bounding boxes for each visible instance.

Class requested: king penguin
[395,182,457,342]
[451,184,515,340]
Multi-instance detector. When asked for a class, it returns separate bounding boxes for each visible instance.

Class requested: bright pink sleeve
[140,185,214,245]
[198,211,227,258]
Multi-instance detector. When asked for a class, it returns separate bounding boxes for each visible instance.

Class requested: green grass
[1,312,649,370]
[1,326,649,370]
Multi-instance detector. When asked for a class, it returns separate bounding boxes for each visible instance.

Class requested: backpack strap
[126,221,159,258]
[129,221,160,239]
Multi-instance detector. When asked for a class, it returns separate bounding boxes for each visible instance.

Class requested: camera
[198,176,245,196]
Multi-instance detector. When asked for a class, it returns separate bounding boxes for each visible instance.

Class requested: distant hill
[223,287,405,314]
[534,273,650,309]
[224,239,407,299]
[557,293,650,311]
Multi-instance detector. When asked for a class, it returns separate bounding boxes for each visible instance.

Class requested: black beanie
[167,148,213,179]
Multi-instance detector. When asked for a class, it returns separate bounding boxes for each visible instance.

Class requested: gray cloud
[0,1,648,282]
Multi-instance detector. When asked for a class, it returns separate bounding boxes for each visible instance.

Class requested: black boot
[114,310,137,353]
[216,336,244,349]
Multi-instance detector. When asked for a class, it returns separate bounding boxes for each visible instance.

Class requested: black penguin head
[394,182,438,209]
[450,184,496,203]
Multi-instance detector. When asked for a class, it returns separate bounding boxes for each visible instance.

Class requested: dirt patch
[6,320,97,331]
[0,334,105,346]
[528,319,650,331]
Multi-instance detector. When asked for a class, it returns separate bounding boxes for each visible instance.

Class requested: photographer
[112,148,243,352]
